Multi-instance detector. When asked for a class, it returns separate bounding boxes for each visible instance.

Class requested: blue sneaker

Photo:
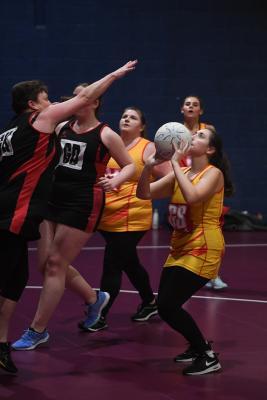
[12,328,49,351]
[78,291,110,331]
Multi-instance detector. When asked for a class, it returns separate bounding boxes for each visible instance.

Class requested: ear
[28,99,38,111]
[199,109,204,115]
[207,146,215,156]
[92,98,99,109]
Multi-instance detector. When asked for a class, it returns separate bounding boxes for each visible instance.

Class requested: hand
[144,152,165,168]
[97,176,119,192]
[112,60,138,79]
[171,140,190,163]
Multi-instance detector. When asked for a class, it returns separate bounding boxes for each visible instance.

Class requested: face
[119,109,144,136]
[72,85,98,115]
[189,128,214,156]
[181,96,203,119]
[30,90,51,111]
[73,85,84,96]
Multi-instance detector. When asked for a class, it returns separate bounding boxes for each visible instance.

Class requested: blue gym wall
[1,1,267,219]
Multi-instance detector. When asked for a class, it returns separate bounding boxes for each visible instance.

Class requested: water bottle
[152,208,159,230]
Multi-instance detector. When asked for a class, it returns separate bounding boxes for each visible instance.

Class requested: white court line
[25,286,267,304]
[28,243,267,251]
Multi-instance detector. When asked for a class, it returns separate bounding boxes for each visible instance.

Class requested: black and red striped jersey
[0,112,59,240]
[49,121,110,214]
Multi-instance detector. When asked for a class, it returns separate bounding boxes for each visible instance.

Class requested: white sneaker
[205,281,213,288]
[212,276,228,290]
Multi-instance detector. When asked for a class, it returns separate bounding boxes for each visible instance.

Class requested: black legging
[0,230,29,302]
[99,230,155,317]
[157,266,210,353]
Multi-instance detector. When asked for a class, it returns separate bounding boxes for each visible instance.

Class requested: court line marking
[28,243,267,251]
[25,286,267,304]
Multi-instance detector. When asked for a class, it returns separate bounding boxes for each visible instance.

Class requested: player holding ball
[137,125,234,375]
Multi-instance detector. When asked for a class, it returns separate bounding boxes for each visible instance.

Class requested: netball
[154,122,192,160]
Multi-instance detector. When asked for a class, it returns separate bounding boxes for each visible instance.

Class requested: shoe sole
[183,362,222,375]
[174,357,194,363]
[131,310,158,322]
[12,335,50,351]
[86,325,108,332]
[212,286,228,290]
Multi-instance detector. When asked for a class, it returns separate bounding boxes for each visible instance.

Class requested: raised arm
[143,142,172,178]
[171,142,223,204]
[33,60,138,133]
[136,153,174,200]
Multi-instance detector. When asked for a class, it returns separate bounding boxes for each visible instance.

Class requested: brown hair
[121,106,147,137]
[206,125,234,197]
[12,80,48,115]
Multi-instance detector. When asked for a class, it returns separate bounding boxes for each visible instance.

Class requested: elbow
[78,90,93,104]
[136,190,151,200]
[185,197,199,206]
[183,195,199,205]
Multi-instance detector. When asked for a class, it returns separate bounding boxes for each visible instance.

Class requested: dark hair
[181,94,204,112]
[121,106,147,138]
[12,80,48,115]
[206,125,234,197]
[73,82,102,117]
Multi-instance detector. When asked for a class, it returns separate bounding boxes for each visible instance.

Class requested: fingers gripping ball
[154,122,192,160]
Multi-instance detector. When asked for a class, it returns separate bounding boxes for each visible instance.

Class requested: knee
[45,254,65,277]
[157,297,170,321]
[157,296,180,322]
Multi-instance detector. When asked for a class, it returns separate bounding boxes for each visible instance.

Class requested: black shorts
[46,186,105,233]
[0,230,29,302]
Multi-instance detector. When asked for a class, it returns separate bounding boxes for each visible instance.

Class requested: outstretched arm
[143,142,172,178]
[136,153,174,200]
[33,60,138,133]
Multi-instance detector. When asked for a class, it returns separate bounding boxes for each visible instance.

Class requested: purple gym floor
[1,228,267,399]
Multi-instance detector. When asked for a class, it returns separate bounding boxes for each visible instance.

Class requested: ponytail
[207,126,234,197]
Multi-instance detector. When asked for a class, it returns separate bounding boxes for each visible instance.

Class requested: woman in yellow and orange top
[79,106,171,332]
[137,125,233,376]
[180,94,228,290]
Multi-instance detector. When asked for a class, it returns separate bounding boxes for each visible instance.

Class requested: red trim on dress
[85,186,103,233]
[9,134,55,234]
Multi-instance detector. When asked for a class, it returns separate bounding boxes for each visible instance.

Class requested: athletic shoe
[78,291,110,330]
[79,316,108,332]
[131,302,158,322]
[212,276,228,290]
[174,344,198,363]
[183,351,221,375]
[12,328,49,351]
[0,342,18,373]
[205,280,213,288]
[205,276,228,290]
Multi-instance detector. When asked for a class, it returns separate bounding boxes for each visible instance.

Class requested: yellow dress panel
[98,138,152,232]
[164,165,225,279]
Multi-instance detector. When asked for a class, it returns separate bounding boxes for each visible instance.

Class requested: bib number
[168,203,192,232]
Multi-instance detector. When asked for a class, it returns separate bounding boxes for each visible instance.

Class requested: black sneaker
[174,344,198,363]
[131,302,158,322]
[78,316,108,332]
[183,351,221,376]
[0,342,18,374]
